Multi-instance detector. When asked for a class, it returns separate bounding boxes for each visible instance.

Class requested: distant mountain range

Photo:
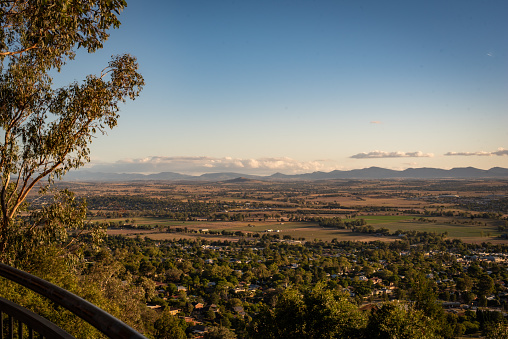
[62,166,508,182]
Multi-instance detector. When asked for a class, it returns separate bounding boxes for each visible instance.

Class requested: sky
[56,0,508,175]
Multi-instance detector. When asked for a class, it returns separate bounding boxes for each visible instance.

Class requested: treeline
[424,209,505,220]
[459,198,508,214]
[86,195,233,218]
[307,216,367,229]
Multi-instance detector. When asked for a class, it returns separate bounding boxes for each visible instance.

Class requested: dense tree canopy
[366,302,439,339]
[249,284,366,338]
[0,0,125,68]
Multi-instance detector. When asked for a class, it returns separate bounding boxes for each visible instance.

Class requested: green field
[357,215,415,224]
[355,215,503,240]
[99,215,506,243]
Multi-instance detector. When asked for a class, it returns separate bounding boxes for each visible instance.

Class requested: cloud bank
[88,156,330,175]
[444,148,508,157]
[350,150,434,159]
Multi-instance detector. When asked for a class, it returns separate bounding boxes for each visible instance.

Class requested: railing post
[8,315,12,339]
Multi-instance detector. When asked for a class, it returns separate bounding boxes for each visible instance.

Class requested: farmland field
[100,215,505,244]
[50,178,507,244]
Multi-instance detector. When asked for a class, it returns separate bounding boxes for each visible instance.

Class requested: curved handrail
[0,263,147,339]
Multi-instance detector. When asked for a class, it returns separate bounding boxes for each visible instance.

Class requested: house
[190,325,208,335]
[193,302,204,310]
[168,307,180,316]
[249,284,261,291]
[183,317,201,325]
[232,306,247,317]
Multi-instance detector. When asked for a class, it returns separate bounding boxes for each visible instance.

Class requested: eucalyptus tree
[249,284,366,339]
[0,0,144,261]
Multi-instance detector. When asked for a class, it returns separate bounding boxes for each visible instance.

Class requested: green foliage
[0,0,127,69]
[485,322,508,339]
[249,283,366,338]
[352,279,373,297]
[153,309,187,339]
[403,270,440,317]
[204,325,237,339]
[5,189,106,266]
[304,283,367,338]
[97,232,508,338]
[0,247,153,338]
[0,1,149,337]
[366,302,440,339]
[477,273,495,297]
[0,0,144,258]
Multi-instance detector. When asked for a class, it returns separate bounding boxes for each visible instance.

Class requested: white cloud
[87,156,331,175]
[350,150,434,159]
[370,121,382,124]
[444,148,508,157]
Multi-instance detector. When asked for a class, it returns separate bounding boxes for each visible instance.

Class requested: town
[56,178,508,338]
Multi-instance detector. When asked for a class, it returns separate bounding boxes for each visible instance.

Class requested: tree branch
[0,44,38,56]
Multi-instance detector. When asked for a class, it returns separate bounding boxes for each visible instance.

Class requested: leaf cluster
[1,0,126,70]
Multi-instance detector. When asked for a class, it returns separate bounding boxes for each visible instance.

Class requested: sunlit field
[100,214,505,244]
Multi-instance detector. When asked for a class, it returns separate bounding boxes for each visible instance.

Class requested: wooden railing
[0,263,147,339]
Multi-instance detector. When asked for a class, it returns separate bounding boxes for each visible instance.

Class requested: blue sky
[58,0,508,175]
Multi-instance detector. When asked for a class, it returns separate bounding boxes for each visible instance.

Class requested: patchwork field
[48,178,506,244]
[102,214,505,244]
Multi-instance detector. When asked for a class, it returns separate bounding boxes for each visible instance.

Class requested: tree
[204,326,237,339]
[456,274,474,291]
[477,273,495,298]
[352,279,373,297]
[1,2,146,335]
[0,0,144,261]
[405,270,440,317]
[205,308,216,321]
[249,288,306,339]
[304,283,366,338]
[366,302,440,339]
[484,322,508,339]
[153,310,187,339]
[249,284,366,339]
